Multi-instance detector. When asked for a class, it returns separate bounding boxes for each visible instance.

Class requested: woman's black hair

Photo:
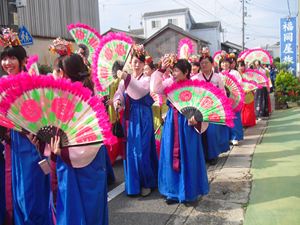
[54,53,94,93]
[132,53,145,63]
[146,61,156,70]
[254,60,261,66]
[1,45,27,72]
[218,57,231,71]
[237,60,246,67]
[199,55,213,64]
[78,44,89,58]
[174,59,191,79]
[191,61,200,67]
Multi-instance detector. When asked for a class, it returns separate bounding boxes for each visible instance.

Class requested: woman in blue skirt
[151,58,209,204]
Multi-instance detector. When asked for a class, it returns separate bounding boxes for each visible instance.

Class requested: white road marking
[108,182,125,202]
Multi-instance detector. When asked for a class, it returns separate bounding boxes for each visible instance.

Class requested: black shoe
[165,198,179,205]
[207,158,218,165]
[184,201,199,207]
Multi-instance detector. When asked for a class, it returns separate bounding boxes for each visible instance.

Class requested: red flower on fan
[115,43,126,56]
[76,126,98,143]
[200,96,214,109]
[51,97,75,122]
[100,67,109,79]
[104,48,113,60]
[89,37,99,49]
[179,90,192,102]
[262,57,268,63]
[208,113,221,122]
[20,99,42,123]
[75,30,85,40]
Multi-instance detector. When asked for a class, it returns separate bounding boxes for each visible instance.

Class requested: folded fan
[242,69,269,87]
[67,23,102,64]
[26,55,39,75]
[92,32,133,92]
[0,74,115,147]
[164,80,235,127]
[220,72,245,112]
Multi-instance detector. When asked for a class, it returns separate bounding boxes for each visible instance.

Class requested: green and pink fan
[242,69,269,87]
[26,55,40,76]
[92,32,133,92]
[213,50,227,67]
[67,23,102,64]
[0,73,115,147]
[164,80,235,127]
[241,79,259,92]
[244,48,273,65]
[177,38,194,59]
[220,72,245,112]
[238,49,250,60]
[0,75,22,132]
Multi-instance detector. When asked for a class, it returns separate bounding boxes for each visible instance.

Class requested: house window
[152,20,161,28]
[168,18,178,25]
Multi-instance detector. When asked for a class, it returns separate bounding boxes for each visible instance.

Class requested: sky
[98,0,298,49]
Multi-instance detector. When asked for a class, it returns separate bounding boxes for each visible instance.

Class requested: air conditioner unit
[15,0,26,8]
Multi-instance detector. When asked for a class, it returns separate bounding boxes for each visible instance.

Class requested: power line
[250,0,295,15]
[246,23,278,29]
[215,0,241,19]
[176,0,242,30]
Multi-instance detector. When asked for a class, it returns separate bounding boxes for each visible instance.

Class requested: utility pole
[242,0,245,50]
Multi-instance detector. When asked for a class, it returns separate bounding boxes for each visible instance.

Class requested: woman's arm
[113,80,125,110]
[150,70,173,94]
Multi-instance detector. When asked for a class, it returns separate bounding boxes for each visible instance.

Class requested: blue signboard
[280,17,297,75]
[18,25,33,46]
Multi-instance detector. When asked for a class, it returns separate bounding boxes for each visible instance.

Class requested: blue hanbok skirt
[123,93,158,195]
[10,131,52,225]
[203,123,230,160]
[159,103,209,202]
[229,111,244,141]
[55,145,109,225]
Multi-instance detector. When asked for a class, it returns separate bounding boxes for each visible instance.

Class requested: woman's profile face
[172,67,187,82]
[1,55,20,75]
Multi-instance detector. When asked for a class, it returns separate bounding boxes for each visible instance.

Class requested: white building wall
[190,28,221,54]
[144,14,187,38]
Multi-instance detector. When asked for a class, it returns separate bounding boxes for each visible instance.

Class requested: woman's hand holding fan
[164,79,235,127]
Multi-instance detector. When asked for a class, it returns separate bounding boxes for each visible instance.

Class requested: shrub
[275,70,300,102]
